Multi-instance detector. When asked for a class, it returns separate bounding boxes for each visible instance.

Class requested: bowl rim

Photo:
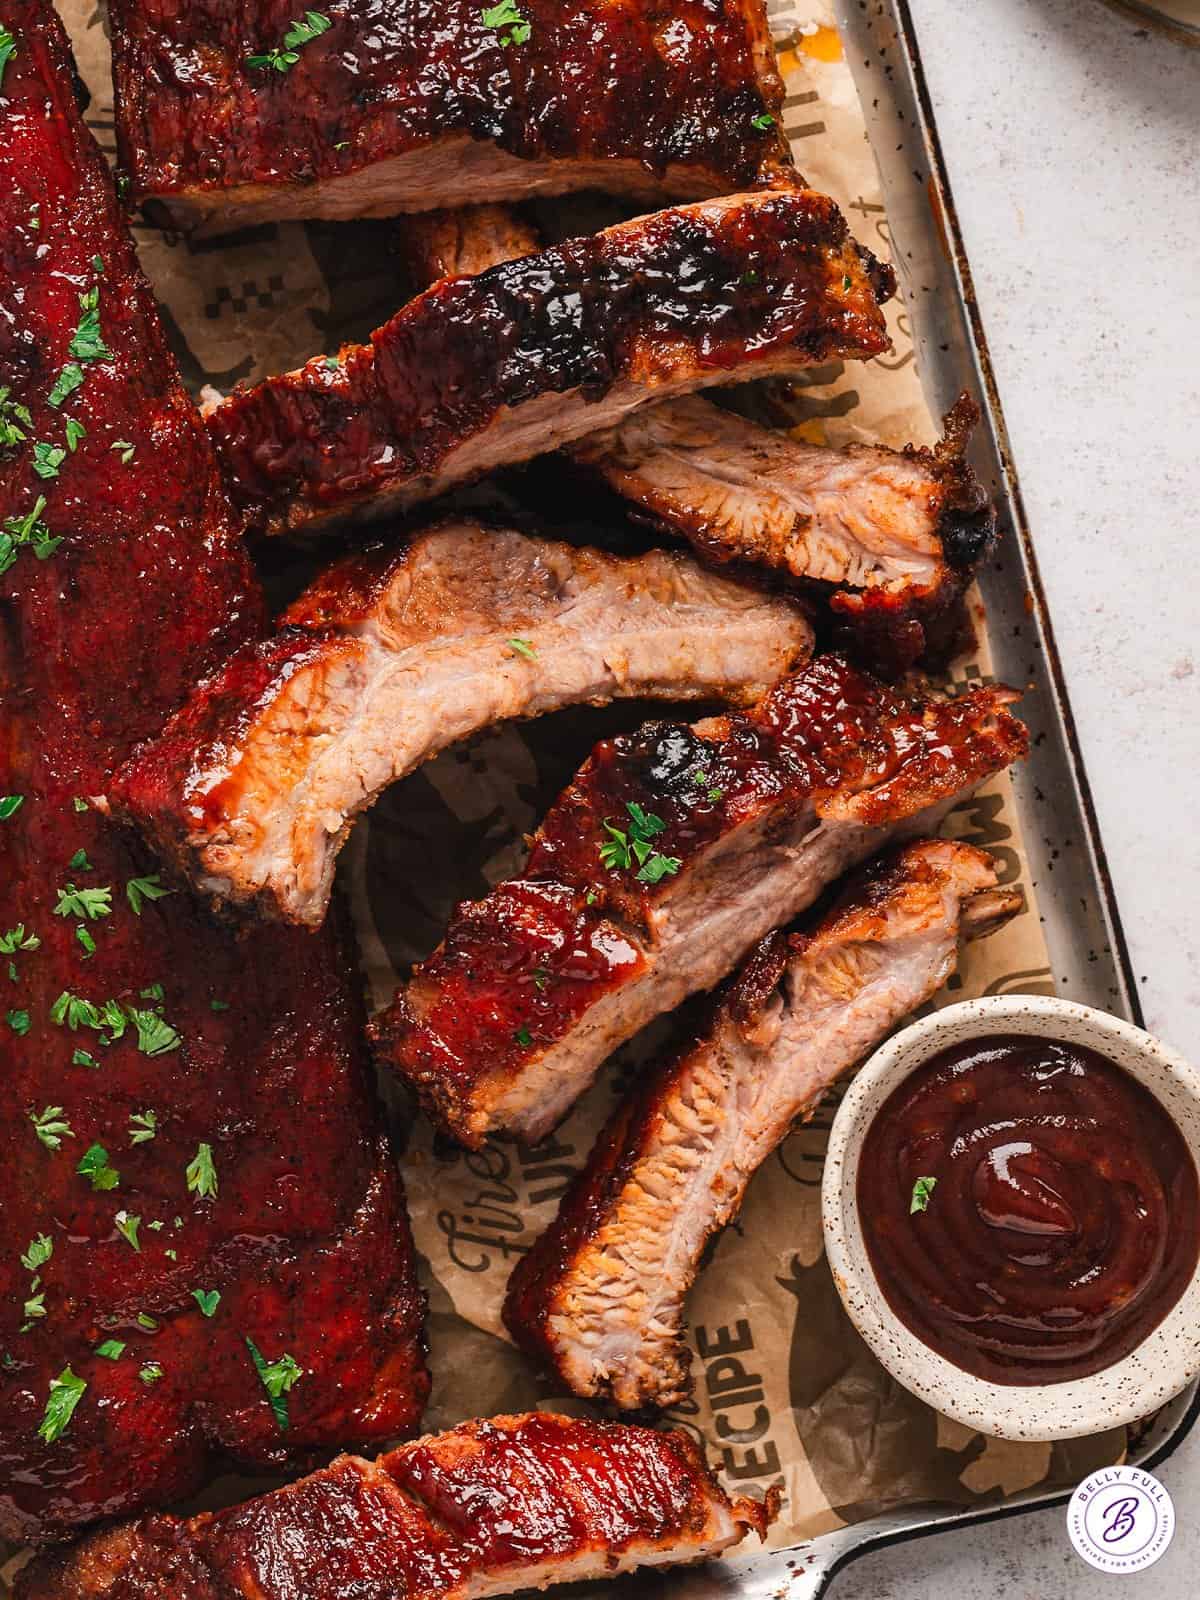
[820,994,1200,1441]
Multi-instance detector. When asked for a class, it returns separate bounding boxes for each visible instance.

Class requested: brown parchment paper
[24,0,1126,1568]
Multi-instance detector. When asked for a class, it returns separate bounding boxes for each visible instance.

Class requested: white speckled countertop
[831,0,1200,1593]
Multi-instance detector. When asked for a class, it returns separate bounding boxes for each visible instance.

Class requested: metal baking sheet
[657,1,1198,1590]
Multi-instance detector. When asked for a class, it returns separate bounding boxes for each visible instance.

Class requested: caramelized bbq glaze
[859,1035,1200,1384]
[18,1413,774,1600]
[106,0,792,218]
[0,3,427,1544]
[206,190,895,534]
[372,656,1027,1143]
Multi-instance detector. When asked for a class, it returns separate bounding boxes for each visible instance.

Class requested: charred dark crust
[206,190,893,535]
[106,0,794,220]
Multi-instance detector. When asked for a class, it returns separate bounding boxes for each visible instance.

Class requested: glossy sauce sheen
[859,1035,1200,1384]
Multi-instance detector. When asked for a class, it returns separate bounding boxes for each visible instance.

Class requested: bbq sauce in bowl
[858,1034,1200,1384]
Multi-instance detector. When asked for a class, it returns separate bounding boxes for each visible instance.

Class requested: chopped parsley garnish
[37,1366,87,1444]
[64,418,87,453]
[72,796,88,813]
[139,982,164,1003]
[0,387,30,451]
[126,874,171,915]
[21,1234,53,1272]
[247,9,331,71]
[23,1289,46,1322]
[68,287,111,364]
[598,800,681,884]
[192,1289,221,1318]
[513,1025,533,1048]
[245,1338,302,1431]
[129,1007,181,1057]
[31,442,66,480]
[508,637,537,661]
[28,204,40,230]
[68,847,92,871]
[6,1008,31,1035]
[77,1143,120,1191]
[136,1311,158,1331]
[2,497,60,575]
[114,1211,141,1251]
[51,990,100,1031]
[690,769,724,802]
[95,1339,125,1360]
[186,1142,218,1199]
[98,998,127,1041]
[54,883,112,922]
[30,1105,73,1150]
[751,111,776,131]
[110,439,135,465]
[481,1,530,46]
[531,966,550,990]
[210,999,230,1012]
[842,273,853,291]
[72,1048,98,1068]
[0,27,16,90]
[47,364,84,409]
[129,1110,157,1145]
[75,925,96,959]
[909,1175,938,1214]
[138,1361,164,1385]
[0,795,26,820]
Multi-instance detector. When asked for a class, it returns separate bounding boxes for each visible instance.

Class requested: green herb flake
[77,1143,120,1192]
[191,1288,221,1318]
[481,1,530,46]
[751,111,776,131]
[5,1008,30,1036]
[68,847,92,871]
[72,1048,98,1068]
[0,795,26,821]
[54,883,112,922]
[114,1211,141,1251]
[507,637,537,661]
[51,990,101,1031]
[0,926,37,956]
[75,925,96,959]
[110,439,135,465]
[0,28,18,92]
[909,1175,938,1214]
[30,1105,73,1150]
[135,1311,158,1331]
[31,442,67,480]
[47,364,85,409]
[130,1008,181,1057]
[64,418,87,453]
[531,967,550,991]
[247,9,331,72]
[139,982,165,1003]
[186,1142,218,1199]
[126,874,171,915]
[68,294,111,364]
[513,1025,533,1048]
[129,1109,157,1146]
[72,796,89,813]
[598,800,680,883]
[138,1361,164,1385]
[244,1338,302,1431]
[95,1339,125,1361]
[21,1234,53,1272]
[23,1289,46,1322]
[210,999,230,1012]
[37,1366,87,1444]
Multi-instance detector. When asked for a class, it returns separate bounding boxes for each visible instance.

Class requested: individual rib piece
[573,393,996,674]
[105,0,793,237]
[17,1412,774,1600]
[0,3,427,1546]
[400,206,992,676]
[505,840,1021,1409]
[370,656,1027,1148]
[108,519,814,928]
[205,189,895,537]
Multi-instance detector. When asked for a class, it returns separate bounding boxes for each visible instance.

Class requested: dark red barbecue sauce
[858,1035,1199,1384]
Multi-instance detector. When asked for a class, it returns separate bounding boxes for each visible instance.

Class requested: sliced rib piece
[205,190,895,537]
[573,393,996,674]
[108,519,814,928]
[105,0,793,237]
[505,840,1021,1409]
[18,1412,774,1600]
[0,2,426,1545]
[370,656,1027,1148]
[400,206,992,676]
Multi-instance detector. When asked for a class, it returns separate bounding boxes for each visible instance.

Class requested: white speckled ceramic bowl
[821,996,1200,1440]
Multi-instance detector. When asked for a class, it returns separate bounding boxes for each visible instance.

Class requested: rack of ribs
[370,655,1028,1149]
[505,839,1021,1409]
[17,1412,775,1600]
[204,189,896,537]
[108,520,815,928]
[104,0,793,237]
[401,206,994,676]
[0,1,427,1545]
